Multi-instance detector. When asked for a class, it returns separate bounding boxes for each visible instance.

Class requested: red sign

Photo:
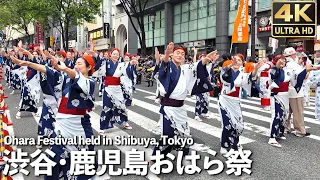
[36,24,43,44]
[258,26,272,32]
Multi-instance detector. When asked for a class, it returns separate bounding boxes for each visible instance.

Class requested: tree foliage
[0,0,102,50]
[119,0,152,56]
[0,0,45,43]
[42,0,102,50]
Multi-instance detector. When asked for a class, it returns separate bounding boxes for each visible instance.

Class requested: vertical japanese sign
[36,24,43,44]
[231,0,249,43]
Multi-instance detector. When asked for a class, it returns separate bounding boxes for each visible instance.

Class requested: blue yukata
[269,66,307,138]
[152,60,213,158]
[37,60,59,139]
[9,57,24,90]
[120,63,135,106]
[43,66,96,180]
[18,57,41,113]
[218,67,256,150]
[4,57,10,84]
[93,57,134,130]
[308,70,320,120]
[195,62,214,118]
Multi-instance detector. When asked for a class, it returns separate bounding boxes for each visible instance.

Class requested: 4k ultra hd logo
[272,1,317,38]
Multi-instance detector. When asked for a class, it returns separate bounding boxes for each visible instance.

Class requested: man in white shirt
[284,47,310,137]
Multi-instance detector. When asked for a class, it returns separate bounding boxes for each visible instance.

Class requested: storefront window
[230,0,239,11]
[258,0,272,11]
[173,0,217,43]
[143,10,166,48]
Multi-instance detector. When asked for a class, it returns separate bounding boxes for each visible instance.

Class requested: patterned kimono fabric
[93,56,134,132]
[43,66,96,180]
[195,63,213,120]
[218,66,255,151]
[120,64,135,106]
[268,65,307,146]
[10,59,23,91]
[37,61,59,140]
[17,57,41,116]
[308,70,320,120]
[152,60,213,160]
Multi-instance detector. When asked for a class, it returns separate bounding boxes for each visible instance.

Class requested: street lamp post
[149,13,156,56]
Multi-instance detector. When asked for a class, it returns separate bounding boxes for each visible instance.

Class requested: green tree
[119,0,152,57]
[0,0,43,43]
[43,0,102,50]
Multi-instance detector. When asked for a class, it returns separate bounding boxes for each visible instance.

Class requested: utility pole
[251,0,256,61]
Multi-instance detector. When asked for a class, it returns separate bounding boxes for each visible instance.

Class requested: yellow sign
[97,31,101,38]
[49,36,53,47]
[272,1,317,38]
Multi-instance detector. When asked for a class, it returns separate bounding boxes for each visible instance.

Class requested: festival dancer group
[1,39,320,180]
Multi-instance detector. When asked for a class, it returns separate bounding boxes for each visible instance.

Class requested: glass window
[207,27,216,38]
[228,10,237,23]
[258,0,272,11]
[198,29,207,40]
[174,34,181,43]
[190,10,198,20]
[155,21,160,29]
[181,32,188,42]
[160,37,165,45]
[209,0,216,4]
[161,10,165,19]
[144,24,149,31]
[174,24,181,34]
[189,20,198,31]
[189,30,198,41]
[156,11,161,20]
[161,19,165,28]
[174,4,181,15]
[145,31,149,39]
[207,16,216,27]
[182,12,189,23]
[198,7,208,18]
[199,0,207,7]
[230,0,239,11]
[144,16,149,23]
[228,23,234,36]
[154,29,160,38]
[190,0,198,10]
[155,37,161,46]
[174,15,181,24]
[209,4,216,16]
[182,2,189,13]
[161,28,165,37]
[148,31,152,39]
[181,22,189,32]
[198,17,207,29]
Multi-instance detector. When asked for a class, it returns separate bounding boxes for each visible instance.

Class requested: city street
[3,79,320,180]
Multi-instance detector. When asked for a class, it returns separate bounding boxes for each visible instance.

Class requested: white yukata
[218,67,256,150]
[152,60,214,158]
[269,64,308,138]
[308,70,320,120]
[93,58,134,131]
[43,66,96,180]
[18,57,41,114]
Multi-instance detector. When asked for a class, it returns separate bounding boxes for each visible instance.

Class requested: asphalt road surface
[2,79,320,180]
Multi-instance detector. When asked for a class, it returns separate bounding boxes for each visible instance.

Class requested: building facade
[114,0,249,56]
